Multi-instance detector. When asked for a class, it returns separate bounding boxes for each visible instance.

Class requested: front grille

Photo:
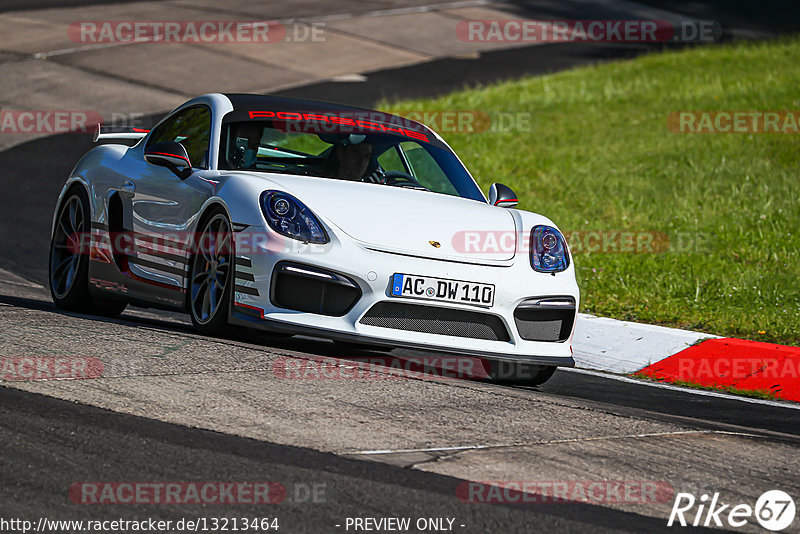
[514,298,575,342]
[359,301,510,341]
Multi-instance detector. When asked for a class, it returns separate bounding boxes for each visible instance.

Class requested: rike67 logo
[668,490,796,531]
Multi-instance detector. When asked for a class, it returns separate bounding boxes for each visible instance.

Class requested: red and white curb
[573,314,718,374]
[573,314,800,403]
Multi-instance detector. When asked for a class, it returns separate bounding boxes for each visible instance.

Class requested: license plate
[390,273,494,307]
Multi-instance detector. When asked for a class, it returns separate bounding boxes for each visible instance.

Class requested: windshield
[219,119,485,201]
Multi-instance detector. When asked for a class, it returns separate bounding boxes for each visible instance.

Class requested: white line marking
[32,41,135,59]
[330,73,368,82]
[0,277,43,289]
[353,444,489,455]
[563,367,800,410]
[345,430,753,455]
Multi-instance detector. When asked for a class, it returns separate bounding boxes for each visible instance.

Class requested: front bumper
[228,226,580,367]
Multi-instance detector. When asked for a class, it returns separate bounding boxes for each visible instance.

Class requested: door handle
[122,180,135,193]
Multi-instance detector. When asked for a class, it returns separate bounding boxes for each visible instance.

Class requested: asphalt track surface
[4,0,800,35]
[2,4,800,534]
[1,385,718,534]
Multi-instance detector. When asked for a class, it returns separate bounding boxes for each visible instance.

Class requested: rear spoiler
[93,123,150,142]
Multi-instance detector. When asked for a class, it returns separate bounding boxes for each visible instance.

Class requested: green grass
[381,38,800,346]
[630,372,777,400]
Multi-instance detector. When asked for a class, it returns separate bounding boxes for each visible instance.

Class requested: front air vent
[270,262,361,316]
[360,301,510,341]
[513,297,575,342]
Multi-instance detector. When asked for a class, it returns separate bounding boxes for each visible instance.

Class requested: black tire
[488,360,557,386]
[187,207,234,335]
[49,186,127,317]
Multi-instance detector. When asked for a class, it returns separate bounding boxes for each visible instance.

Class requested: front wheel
[488,360,557,386]
[188,209,234,335]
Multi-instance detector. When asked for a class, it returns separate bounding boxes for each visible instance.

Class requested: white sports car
[49,93,579,384]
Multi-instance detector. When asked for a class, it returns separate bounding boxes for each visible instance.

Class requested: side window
[399,141,458,196]
[147,107,211,169]
[377,146,406,173]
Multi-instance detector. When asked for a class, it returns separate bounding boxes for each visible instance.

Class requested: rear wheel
[49,187,126,317]
[188,209,233,335]
[488,360,557,386]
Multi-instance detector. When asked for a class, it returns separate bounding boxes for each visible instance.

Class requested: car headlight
[530,225,569,273]
[260,191,329,244]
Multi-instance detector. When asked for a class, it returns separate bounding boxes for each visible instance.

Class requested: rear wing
[93,124,150,142]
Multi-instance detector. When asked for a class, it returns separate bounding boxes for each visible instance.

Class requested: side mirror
[488,183,518,208]
[145,142,192,178]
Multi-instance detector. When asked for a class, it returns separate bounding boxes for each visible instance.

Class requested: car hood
[244,173,518,262]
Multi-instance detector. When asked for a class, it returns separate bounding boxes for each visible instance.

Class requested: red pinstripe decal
[235,302,265,319]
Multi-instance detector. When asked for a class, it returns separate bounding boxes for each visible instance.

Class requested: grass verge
[381,37,800,346]
[629,372,777,400]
